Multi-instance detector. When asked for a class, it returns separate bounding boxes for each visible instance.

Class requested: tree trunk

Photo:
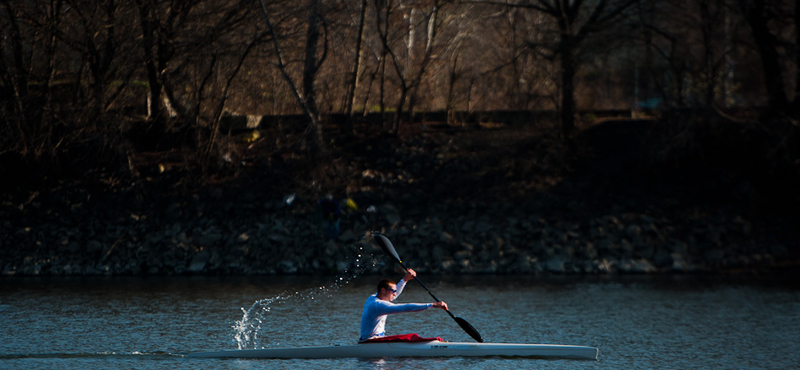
[302,0,324,160]
[559,37,576,142]
[794,0,799,118]
[345,0,368,128]
[42,0,63,132]
[378,51,387,124]
[446,52,459,124]
[1,0,31,154]
[740,1,789,115]
[135,0,165,122]
[393,87,407,134]
[258,0,325,162]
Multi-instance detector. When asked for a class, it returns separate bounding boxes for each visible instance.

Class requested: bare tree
[481,0,638,140]
[631,1,742,110]
[0,0,33,155]
[257,0,326,162]
[0,0,83,158]
[736,0,797,119]
[188,3,266,169]
[344,0,368,124]
[134,0,180,121]
[373,0,447,133]
[56,0,142,125]
[434,2,502,120]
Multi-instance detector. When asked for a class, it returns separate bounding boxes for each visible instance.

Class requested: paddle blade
[373,233,402,263]
[455,317,484,343]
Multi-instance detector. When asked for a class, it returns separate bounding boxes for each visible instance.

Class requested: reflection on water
[0,274,798,370]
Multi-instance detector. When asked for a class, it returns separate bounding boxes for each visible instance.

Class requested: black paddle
[372,232,484,343]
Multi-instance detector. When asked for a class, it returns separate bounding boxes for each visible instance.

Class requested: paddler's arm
[393,269,417,297]
[394,268,448,310]
[403,269,416,282]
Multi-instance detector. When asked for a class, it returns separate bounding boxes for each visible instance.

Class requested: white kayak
[187,340,598,360]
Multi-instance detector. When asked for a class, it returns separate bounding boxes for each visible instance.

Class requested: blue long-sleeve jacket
[359,279,433,341]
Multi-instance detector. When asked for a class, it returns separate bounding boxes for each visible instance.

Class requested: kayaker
[359,269,448,342]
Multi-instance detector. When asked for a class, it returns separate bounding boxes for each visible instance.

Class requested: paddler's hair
[377,278,396,294]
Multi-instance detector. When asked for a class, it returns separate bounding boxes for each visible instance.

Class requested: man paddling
[359,269,448,342]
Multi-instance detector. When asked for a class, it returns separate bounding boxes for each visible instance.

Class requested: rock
[454,250,471,261]
[670,254,697,272]
[363,240,381,253]
[166,223,181,236]
[478,261,498,274]
[195,230,222,247]
[638,245,655,260]
[671,240,688,254]
[60,241,80,253]
[621,239,635,253]
[475,221,492,234]
[337,229,357,241]
[595,237,614,253]
[619,258,656,273]
[439,231,454,243]
[405,236,423,247]
[529,240,547,256]
[268,233,291,243]
[545,256,565,273]
[336,261,350,272]
[153,230,174,245]
[440,259,456,271]
[595,259,615,273]
[187,251,211,272]
[384,208,402,226]
[604,215,622,228]
[87,240,103,253]
[704,249,725,265]
[323,240,337,256]
[279,260,297,274]
[583,242,598,259]
[734,216,752,236]
[590,226,605,239]
[770,244,787,256]
[432,245,448,259]
[507,217,519,227]
[510,254,533,273]
[653,248,673,267]
[626,224,642,240]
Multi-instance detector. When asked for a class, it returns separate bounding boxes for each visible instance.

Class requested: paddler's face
[380,284,398,301]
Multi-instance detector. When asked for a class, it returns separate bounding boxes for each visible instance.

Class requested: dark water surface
[1,274,798,369]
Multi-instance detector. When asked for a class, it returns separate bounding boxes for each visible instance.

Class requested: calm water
[1,274,798,370]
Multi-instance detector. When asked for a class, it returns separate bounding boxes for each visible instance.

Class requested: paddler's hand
[432,301,448,310]
[403,269,417,281]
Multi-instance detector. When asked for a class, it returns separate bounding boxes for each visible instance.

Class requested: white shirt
[359,279,433,341]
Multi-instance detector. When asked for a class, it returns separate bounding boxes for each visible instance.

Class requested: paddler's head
[377,278,397,301]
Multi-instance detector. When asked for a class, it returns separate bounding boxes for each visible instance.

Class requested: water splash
[232,241,381,349]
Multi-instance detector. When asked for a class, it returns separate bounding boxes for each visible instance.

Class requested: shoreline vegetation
[1,112,798,277]
[2,1,798,278]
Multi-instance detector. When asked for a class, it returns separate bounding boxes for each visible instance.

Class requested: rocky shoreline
[2,118,798,277]
[2,187,794,277]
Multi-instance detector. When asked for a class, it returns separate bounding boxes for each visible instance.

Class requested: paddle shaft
[395,260,459,321]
